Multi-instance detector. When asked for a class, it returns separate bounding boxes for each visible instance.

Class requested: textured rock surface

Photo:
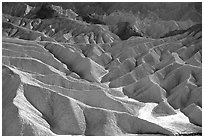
[2,2,202,136]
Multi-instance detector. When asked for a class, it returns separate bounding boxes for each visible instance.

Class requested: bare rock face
[2,2,202,136]
[182,104,202,126]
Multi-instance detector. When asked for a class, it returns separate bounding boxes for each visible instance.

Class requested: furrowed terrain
[2,2,202,136]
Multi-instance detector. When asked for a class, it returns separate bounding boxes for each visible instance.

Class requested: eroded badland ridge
[2,2,202,136]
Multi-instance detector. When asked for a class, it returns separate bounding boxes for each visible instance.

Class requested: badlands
[2,2,202,136]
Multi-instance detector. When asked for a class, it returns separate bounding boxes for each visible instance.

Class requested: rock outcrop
[2,2,202,136]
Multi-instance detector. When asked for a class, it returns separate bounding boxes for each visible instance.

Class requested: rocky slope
[2,2,202,136]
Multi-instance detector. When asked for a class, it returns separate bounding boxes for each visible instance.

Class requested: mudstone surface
[2,2,202,136]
